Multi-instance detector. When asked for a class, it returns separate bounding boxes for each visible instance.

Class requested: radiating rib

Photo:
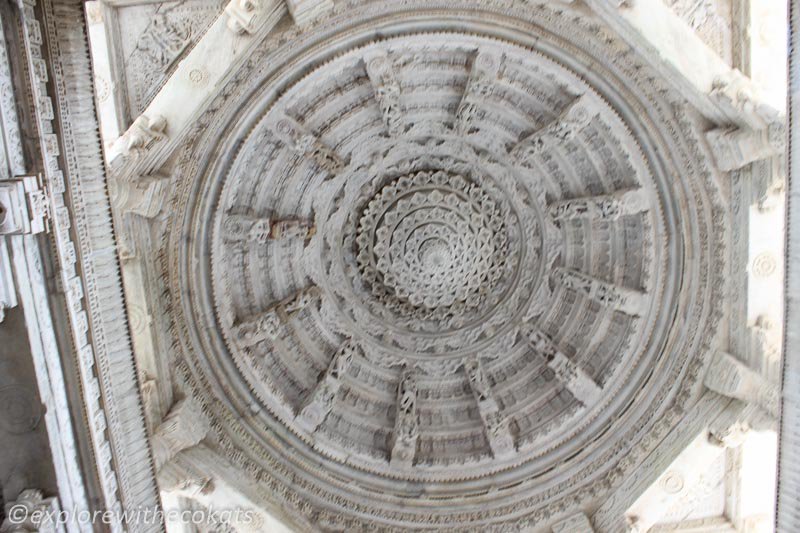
[510,94,597,164]
[547,188,648,222]
[551,267,648,317]
[455,50,501,134]
[524,326,602,407]
[270,113,344,174]
[364,50,404,136]
[222,214,315,243]
[389,370,419,467]
[296,339,360,432]
[232,286,320,347]
[464,358,515,459]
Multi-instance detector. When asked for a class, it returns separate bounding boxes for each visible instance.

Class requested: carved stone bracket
[109,174,169,219]
[232,286,321,348]
[548,188,647,222]
[364,50,404,136]
[390,370,419,467]
[704,351,780,419]
[296,339,359,432]
[510,94,597,164]
[456,50,501,134]
[122,114,167,156]
[270,114,344,175]
[222,214,314,243]
[464,358,515,458]
[706,123,784,172]
[551,267,648,316]
[151,398,210,471]
[525,327,603,407]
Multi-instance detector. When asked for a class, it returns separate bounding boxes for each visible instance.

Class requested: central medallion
[356,170,509,315]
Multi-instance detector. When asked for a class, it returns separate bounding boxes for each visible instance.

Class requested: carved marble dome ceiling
[153,1,726,529]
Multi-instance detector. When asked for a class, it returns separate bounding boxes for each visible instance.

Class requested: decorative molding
[15,1,163,529]
[464,358,515,459]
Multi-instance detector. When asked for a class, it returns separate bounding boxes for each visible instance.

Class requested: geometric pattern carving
[155,3,727,528]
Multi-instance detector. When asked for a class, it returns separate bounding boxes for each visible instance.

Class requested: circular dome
[165,2,724,530]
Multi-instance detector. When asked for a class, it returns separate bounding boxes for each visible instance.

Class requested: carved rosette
[162,2,726,529]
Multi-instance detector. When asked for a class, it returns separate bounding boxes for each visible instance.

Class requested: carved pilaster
[151,399,210,471]
[0,490,61,533]
[296,340,359,432]
[455,50,501,134]
[704,351,779,419]
[390,370,419,468]
[552,267,648,316]
[511,94,597,163]
[364,50,404,136]
[464,359,515,458]
[525,327,602,407]
[548,188,647,222]
[270,114,344,175]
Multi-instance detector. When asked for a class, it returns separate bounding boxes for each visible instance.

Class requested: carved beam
[552,267,648,317]
[706,123,784,172]
[704,351,779,419]
[464,358,515,459]
[270,114,345,175]
[524,327,603,407]
[390,370,419,468]
[222,214,315,243]
[364,50,404,136]
[296,339,359,432]
[151,398,210,471]
[548,188,648,222]
[286,0,334,26]
[106,1,286,178]
[551,512,595,533]
[233,286,320,347]
[455,50,501,134]
[510,94,597,163]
